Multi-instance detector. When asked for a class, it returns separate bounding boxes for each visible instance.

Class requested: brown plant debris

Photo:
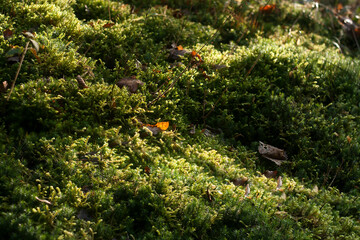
[258,141,287,165]
[76,75,89,89]
[0,81,8,93]
[231,177,248,186]
[35,196,52,205]
[263,170,278,178]
[116,77,144,93]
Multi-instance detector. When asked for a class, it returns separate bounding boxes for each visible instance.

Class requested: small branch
[7,41,30,101]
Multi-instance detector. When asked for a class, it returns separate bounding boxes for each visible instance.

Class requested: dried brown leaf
[76,75,89,89]
[231,177,248,186]
[258,141,287,165]
[116,77,143,93]
[103,22,115,28]
[263,170,277,178]
[168,44,190,61]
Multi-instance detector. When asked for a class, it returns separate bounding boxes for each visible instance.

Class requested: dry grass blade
[244,183,250,198]
[276,176,283,191]
[35,196,52,205]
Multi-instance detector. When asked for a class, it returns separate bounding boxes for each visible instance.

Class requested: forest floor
[1,0,360,239]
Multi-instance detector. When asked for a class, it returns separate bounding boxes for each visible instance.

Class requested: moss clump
[0,0,359,239]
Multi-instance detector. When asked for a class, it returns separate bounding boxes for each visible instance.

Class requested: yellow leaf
[155,122,169,131]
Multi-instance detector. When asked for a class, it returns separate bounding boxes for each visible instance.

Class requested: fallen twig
[7,41,30,101]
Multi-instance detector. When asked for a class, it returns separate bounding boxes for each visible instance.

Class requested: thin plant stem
[351,29,360,51]
[108,0,111,21]
[329,158,345,188]
[7,41,30,101]
[147,62,197,107]
[245,52,262,78]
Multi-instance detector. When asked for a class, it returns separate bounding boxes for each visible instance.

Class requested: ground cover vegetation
[0,0,360,239]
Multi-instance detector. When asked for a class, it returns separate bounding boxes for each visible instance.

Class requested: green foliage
[0,0,359,239]
[72,0,132,22]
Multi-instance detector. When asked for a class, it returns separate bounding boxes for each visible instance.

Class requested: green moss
[0,0,359,239]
